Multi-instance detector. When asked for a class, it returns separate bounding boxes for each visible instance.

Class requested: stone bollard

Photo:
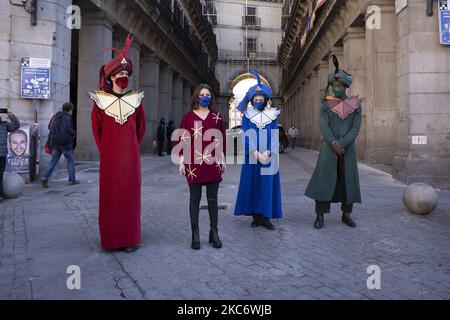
[2,172,25,199]
[402,182,439,215]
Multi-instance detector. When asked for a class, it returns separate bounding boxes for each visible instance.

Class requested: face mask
[198,96,211,108]
[116,76,129,89]
[332,87,346,97]
[253,101,266,110]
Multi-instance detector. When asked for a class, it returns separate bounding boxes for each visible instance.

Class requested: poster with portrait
[6,124,31,174]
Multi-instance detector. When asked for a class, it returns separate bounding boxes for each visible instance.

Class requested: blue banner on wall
[439,0,450,45]
[20,57,51,99]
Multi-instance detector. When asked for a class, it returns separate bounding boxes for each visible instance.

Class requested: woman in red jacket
[173,84,226,250]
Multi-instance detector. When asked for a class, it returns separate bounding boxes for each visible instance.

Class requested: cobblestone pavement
[1,148,449,300]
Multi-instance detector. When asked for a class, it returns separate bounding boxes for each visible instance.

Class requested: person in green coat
[305,55,362,229]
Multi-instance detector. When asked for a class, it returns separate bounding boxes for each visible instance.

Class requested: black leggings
[188,182,220,231]
[0,157,5,196]
[157,139,164,156]
[315,201,353,214]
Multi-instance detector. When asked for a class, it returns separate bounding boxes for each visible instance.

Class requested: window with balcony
[242,6,261,27]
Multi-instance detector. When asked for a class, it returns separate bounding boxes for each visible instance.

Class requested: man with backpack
[41,102,79,188]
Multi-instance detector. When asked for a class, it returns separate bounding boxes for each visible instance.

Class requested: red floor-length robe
[90,90,146,250]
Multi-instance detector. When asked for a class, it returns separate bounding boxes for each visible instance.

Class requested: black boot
[209,229,222,248]
[314,213,324,229]
[251,214,261,227]
[189,186,202,250]
[261,217,275,230]
[342,213,356,228]
[191,228,200,250]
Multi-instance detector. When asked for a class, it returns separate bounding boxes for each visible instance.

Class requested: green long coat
[305,100,362,204]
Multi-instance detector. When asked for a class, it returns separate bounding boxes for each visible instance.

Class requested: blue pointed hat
[247,71,272,100]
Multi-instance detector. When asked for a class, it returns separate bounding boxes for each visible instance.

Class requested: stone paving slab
[0,148,449,300]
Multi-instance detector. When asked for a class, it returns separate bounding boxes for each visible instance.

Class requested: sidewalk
[1,148,449,299]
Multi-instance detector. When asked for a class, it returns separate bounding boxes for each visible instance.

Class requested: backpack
[50,113,72,147]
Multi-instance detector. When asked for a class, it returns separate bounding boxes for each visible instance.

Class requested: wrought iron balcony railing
[242,15,262,28]
[144,0,219,91]
[218,49,278,60]
[191,0,218,53]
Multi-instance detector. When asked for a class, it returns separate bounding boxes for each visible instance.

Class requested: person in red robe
[90,34,146,252]
[172,84,226,250]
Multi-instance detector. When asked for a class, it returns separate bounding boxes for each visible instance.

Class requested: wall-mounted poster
[20,57,51,100]
[439,0,450,45]
[6,124,31,174]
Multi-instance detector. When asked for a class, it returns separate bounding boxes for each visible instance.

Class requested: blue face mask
[253,101,266,110]
[198,96,211,108]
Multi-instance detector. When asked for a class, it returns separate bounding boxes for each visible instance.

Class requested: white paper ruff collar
[89,90,144,125]
[244,107,280,129]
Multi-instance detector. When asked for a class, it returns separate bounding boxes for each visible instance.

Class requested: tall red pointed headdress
[98,33,134,92]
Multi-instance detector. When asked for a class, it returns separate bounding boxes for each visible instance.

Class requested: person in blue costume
[234,71,282,230]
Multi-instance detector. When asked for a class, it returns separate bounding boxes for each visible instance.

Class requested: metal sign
[412,135,427,145]
[20,57,51,99]
[439,0,450,45]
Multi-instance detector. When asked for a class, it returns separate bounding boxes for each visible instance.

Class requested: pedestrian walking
[41,102,79,188]
[288,125,299,149]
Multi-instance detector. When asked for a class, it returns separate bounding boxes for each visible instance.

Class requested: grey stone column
[171,74,184,126]
[310,68,321,150]
[293,92,298,133]
[304,76,314,149]
[343,27,366,98]
[158,65,173,124]
[128,42,141,90]
[315,60,330,150]
[343,27,367,159]
[76,12,114,161]
[140,54,160,153]
[285,94,291,129]
[294,86,302,147]
[365,3,397,165]
[182,80,192,120]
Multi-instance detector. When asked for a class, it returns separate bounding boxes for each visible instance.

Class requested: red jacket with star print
[175,110,226,185]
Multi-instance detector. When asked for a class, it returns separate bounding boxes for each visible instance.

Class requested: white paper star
[186,165,197,179]
[180,132,190,144]
[212,113,222,124]
[195,150,212,165]
[192,123,203,139]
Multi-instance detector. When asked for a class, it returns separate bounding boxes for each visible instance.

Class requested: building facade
[279,0,450,188]
[212,0,285,126]
[2,0,449,188]
[1,0,219,166]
